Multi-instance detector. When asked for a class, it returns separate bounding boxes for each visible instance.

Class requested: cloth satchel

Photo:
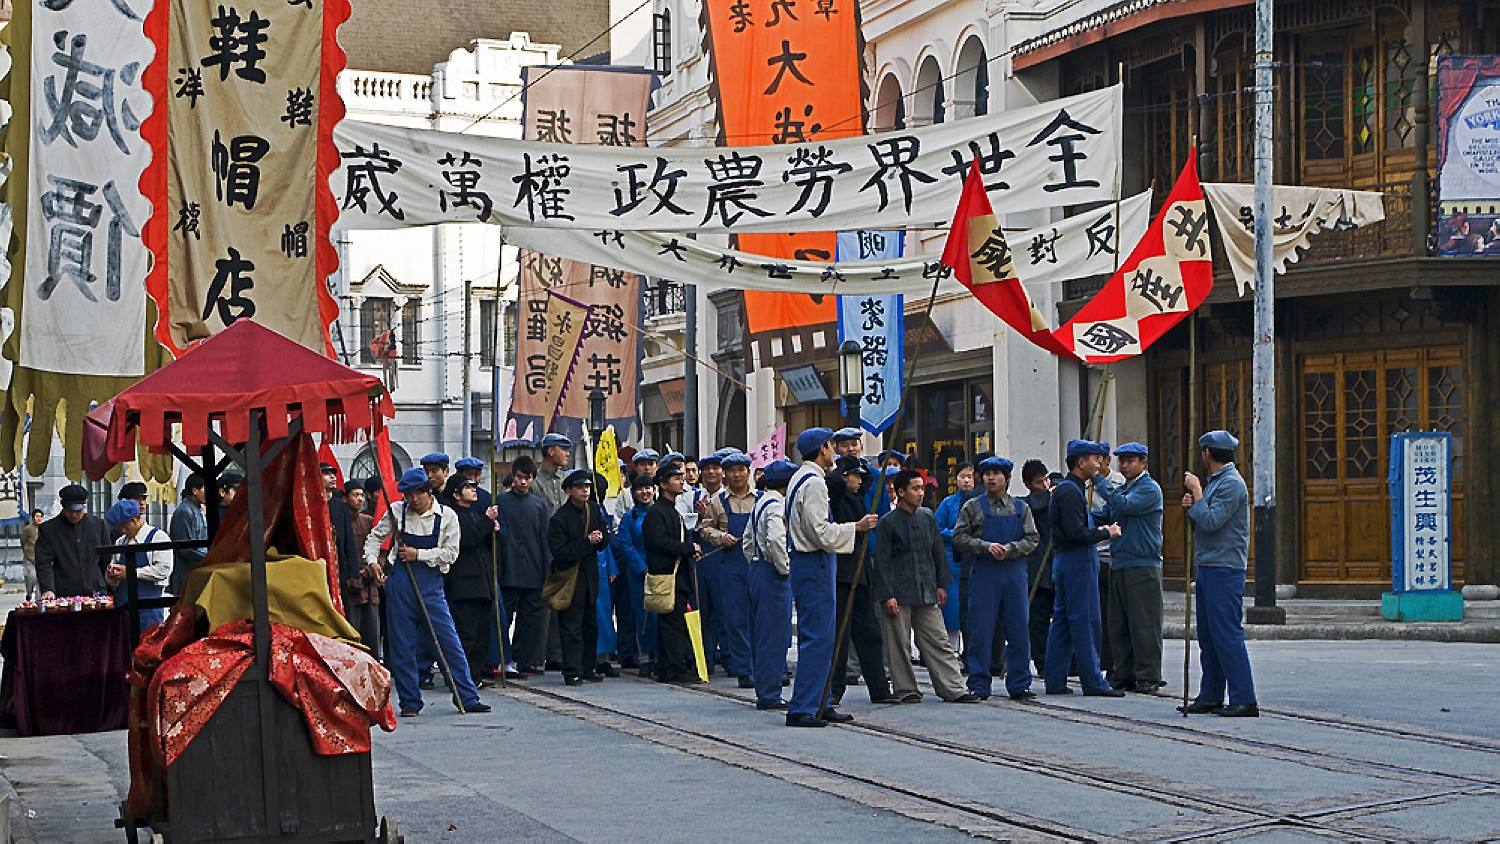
[644,520,684,614]
[541,562,580,610]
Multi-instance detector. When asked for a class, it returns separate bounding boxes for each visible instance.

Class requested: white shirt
[742,490,790,576]
[786,461,857,555]
[677,484,708,530]
[363,501,461,574]
[116,522,173,589]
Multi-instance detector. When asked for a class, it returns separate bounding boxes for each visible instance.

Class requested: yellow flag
[595,425,622,498]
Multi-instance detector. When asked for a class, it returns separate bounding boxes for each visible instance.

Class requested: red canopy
[97,320,392,467]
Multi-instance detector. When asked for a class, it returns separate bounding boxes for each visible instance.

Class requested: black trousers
[832,581,891,701]
[558,566,600,679]
[1030,586,1054,675]
[501,586,546,669]
[450,597,493,681]
[654,593,694,682]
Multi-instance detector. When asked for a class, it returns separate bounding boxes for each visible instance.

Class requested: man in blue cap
[699,450,758,686]
[832,427,864,461]
[104,499,173,631]
[876,450,908,472]
[952,456,1040,700]
[420,452,452,495]
[455,457,491,510]
[535,433,573,671]
[689,450,726,672]
[364,467,491,716]
[741,459,796,709]
[1093,442,1165,693]
[1044,440,1125,697]
[616,448,660,521]
[1180,430,1258,717]
[784,427,878,726]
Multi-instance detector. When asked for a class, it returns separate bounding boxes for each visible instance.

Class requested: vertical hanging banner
[536,290,591,435]
[747,423,786,470]
[506,65,653,440]
[701,0,865,335]
[835,230,903,433]
[161,0,346,353]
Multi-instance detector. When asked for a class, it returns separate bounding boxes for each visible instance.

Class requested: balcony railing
[339,70,434,114]
[643,280,686,320]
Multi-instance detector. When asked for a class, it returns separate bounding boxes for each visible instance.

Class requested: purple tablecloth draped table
[0,607,131,736]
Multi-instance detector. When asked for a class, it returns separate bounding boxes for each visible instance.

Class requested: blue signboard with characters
[1382,432,1464,621]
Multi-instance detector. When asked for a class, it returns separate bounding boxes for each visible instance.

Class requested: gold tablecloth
[182,554,360,643]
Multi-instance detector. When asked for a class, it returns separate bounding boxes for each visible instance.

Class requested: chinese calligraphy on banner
[836,231,903,433]
[507,66,653,438]
[330,87,1123,235]
[748,424,786,470]
[1202,183,1384,295]
[162,0,345,352]
[1391,432,1452,593]
[534,290,591,434]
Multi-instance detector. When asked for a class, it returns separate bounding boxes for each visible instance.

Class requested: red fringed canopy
[98,320,392,465]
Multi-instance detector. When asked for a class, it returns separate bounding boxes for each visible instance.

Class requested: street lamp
[587,387,607,442]
[838,339,864,432]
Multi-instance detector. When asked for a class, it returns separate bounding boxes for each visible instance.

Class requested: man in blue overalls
[952,457,1040,700]
[365,467,491,717]
[1044,440,1125,697]
[104,500,173,632]
[784,428,878,727]
[1180,430,1259,717]
[698,450,757,687]
[741,459,795,710]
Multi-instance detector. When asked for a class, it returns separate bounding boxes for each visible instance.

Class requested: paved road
[4,639,1498,842]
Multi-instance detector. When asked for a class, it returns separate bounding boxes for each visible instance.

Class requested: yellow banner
[595,425,622,498]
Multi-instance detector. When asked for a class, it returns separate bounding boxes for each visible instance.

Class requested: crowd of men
[24,423,1259,725]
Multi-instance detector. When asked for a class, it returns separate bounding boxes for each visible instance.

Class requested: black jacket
[547,499,610,572]
[327,497,361,586]
[1024,488,1055,589]
[445,503,497,602]
[497,489,551,589]
[35,513,112,597]
[644,498,696,596]
[829,479,870,585]
[1050,475,1111,551]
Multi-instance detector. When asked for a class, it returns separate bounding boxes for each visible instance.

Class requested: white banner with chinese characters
[1202,183,1385,296]
[20,0,153,377]
[495,191,1149,298]
[1391,432,1453,593]
[836,231,902,434]
[331,85,1122,233]
[748,424,786,470]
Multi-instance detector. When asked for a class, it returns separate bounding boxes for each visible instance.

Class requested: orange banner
[703,0,864,334]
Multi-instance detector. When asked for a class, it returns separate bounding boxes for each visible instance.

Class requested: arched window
[955,36,989,119]
[874,74,905,131]
[653,7,672,77]
[913,57,945,125]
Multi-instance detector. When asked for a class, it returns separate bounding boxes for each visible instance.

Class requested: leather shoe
[899,692,923,704]
[564,675,583,686]
[1213,703,1260,718]
[1009,690,1038,701]
[949,692,982,704]
[399,708,420,718]
[464,702,492,714]
[1084,687,1127,698]
[736,676,754,688]
[785,713,827,728]
[1177,698,1222,715]
[597,664,621,678]
[869,694,902,704]
[818,708,854,724]
[756,699,788,711]
[1109,679,1132,691]
[1132,682,1162,694]
[475,678,495,690]
[418,676,435,690]
[582,673,604,683]
[1044,687,1073,695]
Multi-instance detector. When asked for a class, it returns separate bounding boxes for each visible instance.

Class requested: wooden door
[1299,347,1466,582]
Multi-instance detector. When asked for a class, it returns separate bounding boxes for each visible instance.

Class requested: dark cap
[562,468,595,488]
[118,481,148,501]
[59,483,89,510]
[654,464,685,485]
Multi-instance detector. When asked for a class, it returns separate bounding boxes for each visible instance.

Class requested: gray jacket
[496,489,552,588]
[1188,462,1250,570]
[873,506,948,606]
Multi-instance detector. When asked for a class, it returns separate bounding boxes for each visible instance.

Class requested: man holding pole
[364,467,491,717]
[1094,443,1166,693]
[785,428,877,727]
[1044,440,1125,698]
[1180,430,1259,717]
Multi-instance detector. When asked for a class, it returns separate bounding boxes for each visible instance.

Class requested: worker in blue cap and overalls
[698,450,758,686]
[420,452,452,495]
[784,428,879,727]
[1180,430,1259,717]
[365,467,491,717]
[952,456,1040,700]
[1044,440,1126,697]
[742,459,796,709]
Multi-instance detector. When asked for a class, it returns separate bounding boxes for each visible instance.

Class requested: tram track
[500,676,1447,843]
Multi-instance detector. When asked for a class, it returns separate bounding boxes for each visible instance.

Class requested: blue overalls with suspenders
[385,505,481,713]
[689,487,724,672]
[786,470,836,718]
[1044,475,1110,694]
[964,496,1033,698]
[118,527,168,631]
[747,493,792,706]
[716,489,756,679]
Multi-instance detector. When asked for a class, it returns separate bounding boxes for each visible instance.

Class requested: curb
[1162,622,1500,643]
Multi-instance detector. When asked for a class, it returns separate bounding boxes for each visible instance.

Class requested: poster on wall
[1436,55,1500,256]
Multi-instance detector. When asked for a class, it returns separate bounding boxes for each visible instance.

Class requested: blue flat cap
[632,448,661,464]
[1114,442,1149,457]
[1097,441,1112,455]
[397,467,431,493]
[540,433,573,450]
[454,457,484,471]
[832,427,862,442]
[795,427,835,457]
[563,469,594,488]
[104,499,140,528]
[721,451,752,468]
[698,452,724,467]
[419,452,450,467]
[661,451,685,465]
[977,456,1014,474]
[877,449,908,465]
[1066,439,1109,459]
[762,459,797,483]
[1199,430,1240,451]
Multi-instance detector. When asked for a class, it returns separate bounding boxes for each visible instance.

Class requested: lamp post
[586,387,607,476]
[839,340,865,433]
